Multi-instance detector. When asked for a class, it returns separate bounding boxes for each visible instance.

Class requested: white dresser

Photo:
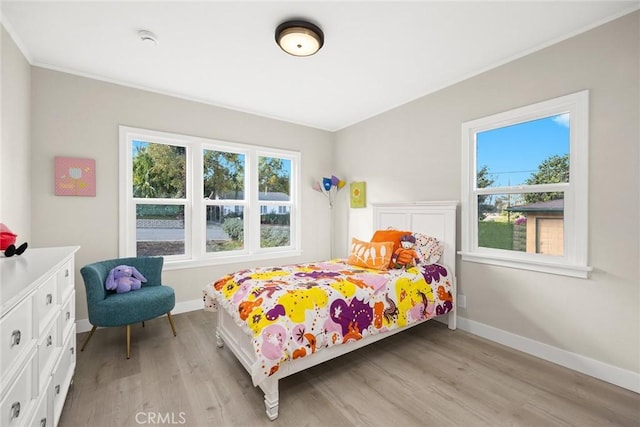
[0,246,79,427]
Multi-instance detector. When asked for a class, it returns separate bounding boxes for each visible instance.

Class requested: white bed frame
[215,201,458,420]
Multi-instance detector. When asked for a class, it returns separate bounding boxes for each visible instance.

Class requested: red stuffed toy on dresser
[0,223,28,257]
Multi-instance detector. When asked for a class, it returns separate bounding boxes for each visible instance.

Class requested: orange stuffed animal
[391,234,420,269]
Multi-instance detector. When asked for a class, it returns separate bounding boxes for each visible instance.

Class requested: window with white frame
[460,91,591,278]
[119,126,301,269]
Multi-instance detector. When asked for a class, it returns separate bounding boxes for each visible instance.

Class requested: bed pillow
[347,238,394,271]
[413,233,444,265]
[370,229,411,268]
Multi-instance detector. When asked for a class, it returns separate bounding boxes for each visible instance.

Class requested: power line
[488,169,537,175]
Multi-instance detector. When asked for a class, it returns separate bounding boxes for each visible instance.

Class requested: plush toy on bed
[391,234,421,269]
[105,265,147,293]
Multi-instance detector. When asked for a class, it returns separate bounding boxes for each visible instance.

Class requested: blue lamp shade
[322,177,332,191]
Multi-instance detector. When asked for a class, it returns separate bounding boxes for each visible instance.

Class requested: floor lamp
[313,175,346,259]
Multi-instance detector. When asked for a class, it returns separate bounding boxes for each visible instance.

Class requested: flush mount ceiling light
[275,20,324,57]
[138,29,158,46]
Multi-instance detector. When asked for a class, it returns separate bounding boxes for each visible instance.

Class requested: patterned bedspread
[203,260,453,386]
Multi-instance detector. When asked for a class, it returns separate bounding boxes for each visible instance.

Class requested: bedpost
[448,275,457,330]
[260,377,279,421]
[216,329,224,348]
[216,310,225,347]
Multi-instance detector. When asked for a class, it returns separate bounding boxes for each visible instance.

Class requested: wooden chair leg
[167,312,177,337]
[80,325,97,352]
[126,324,131,359]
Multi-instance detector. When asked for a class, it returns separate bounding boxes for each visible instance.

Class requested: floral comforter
[203,260,453,387]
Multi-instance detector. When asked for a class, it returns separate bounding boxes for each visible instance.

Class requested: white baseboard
[173,298,206,314]
[76,300,639,394]
[457,316,640,394]
[76,318,92,334]
[75,298,204,334]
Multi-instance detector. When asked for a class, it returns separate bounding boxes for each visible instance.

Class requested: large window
[460,91,591,278]
[119,126,301,269]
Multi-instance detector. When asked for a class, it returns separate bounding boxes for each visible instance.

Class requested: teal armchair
[80,256,176,358]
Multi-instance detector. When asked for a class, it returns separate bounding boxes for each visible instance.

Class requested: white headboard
[372,201,458,329]
[372,201,457,273]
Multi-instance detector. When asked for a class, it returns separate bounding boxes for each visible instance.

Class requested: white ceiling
[2,1,638,131]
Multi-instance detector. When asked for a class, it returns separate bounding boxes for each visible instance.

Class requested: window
[119,126,301,269]
[460,91,591,278]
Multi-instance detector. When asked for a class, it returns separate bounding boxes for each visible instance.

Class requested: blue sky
[477,114,570,188]
[132,140,146,154]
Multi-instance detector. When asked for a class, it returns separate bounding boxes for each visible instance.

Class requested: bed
[203,201,457,420]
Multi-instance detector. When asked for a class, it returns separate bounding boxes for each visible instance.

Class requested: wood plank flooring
[60,310,639,426]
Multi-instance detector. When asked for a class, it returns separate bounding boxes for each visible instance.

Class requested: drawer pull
[65,269,69,277]
[47,335,53,346]
[10,402,20,419]
[11,330,21,347]
[66,311,71,320]
[70,346,75,355]
[40,417,47,427]
[46,293,53,305]
[55,384,60,394]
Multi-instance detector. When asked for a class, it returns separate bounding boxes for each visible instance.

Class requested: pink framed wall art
[55,156,96,196]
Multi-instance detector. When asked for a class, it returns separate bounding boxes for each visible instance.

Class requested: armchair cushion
[92,286,175,327]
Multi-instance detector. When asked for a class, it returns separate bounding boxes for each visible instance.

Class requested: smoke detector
[138,30,158,46]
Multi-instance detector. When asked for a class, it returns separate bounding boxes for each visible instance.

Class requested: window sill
[458,251,591,279]
[161,249,303,271]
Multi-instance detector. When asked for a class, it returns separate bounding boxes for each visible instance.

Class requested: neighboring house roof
[506,199,564,212]
[259,192,290,201]
[208,191,290,201]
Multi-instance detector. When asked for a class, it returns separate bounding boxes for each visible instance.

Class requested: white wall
[1,25,31,242]
[334,12,640,377]
[29,68,334,320]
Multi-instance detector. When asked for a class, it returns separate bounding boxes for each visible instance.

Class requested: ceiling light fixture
[275,20,324,57]
[138,30,158,46]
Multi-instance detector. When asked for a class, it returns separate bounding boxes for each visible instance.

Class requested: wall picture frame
[55,156,96,196]
[350,181,366,208]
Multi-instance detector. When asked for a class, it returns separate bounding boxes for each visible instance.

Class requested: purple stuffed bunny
[105,265,147,294]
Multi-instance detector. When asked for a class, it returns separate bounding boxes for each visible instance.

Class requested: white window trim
[119,126,301,270]
[460,90,591,278]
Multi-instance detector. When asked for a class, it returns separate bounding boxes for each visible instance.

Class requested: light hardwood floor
[60,310,639,427]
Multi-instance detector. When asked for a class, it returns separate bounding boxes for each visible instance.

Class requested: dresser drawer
[0,353,34,427]
[56,260,74,304]
[37,320,59,393]
[0,297,34,384]
[58,291,75,344]
[27,377,51,427]
[52,325,75,424]
[35,277,58,336]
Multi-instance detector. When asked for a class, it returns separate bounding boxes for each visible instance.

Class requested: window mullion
[191,145,204,260]
[475,182,569,195]
[247,151,257,253]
